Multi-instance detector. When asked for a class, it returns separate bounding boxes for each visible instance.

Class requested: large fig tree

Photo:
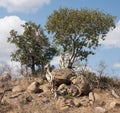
[46,8,116,69]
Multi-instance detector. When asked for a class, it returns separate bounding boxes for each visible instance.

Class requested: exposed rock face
[52,68,74,80]
[70,75,90,95]
[52,68,75,86]
[51,70,91,97]
[67,84,79,96]
[57,84,79,96]
[27,82,41,93]
[0,72,11,82]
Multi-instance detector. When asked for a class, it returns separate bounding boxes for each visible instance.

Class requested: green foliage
[8,22,57,74]
[46,8,116,68]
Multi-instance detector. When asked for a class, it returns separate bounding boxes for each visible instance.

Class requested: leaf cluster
[8,22,57,73]
[46,8,116,67]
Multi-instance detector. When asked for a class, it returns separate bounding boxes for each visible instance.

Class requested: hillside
[0,69,120,113]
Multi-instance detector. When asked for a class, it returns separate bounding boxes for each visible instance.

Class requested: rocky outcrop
[70,75,90,95]
[52,68,74,80]
[52,68,75,86]
[0,68,119,113]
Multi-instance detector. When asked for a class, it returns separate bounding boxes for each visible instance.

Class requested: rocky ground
[0,69,120,113]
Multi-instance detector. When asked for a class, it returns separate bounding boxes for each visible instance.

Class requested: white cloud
[102,20,120,48]
[0,16,25,63]
[114,63,120,68]
[0,0,50,12]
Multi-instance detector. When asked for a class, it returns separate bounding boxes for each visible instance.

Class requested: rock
[80,96,89,106]
[89,92,95,102]
[27,82,40,93]
[12,85,25,93]
[73,98,81,107]
[0,72,11,82]
[111,89,119,99]
[65,99,73,106]
[57,84,68,95]
[57,84,79,96]
[52,68,74,80]
[109,101,120,110]
[52,68,75,87]
[18,94,33,104]
[67,84,79,96]
[40,83,51,93]
[58,84,67,90]
[94,92,100,101]
[95,107,106,113]
[89,100,94,105]
[70,75,90,96]
[56,97,69,111]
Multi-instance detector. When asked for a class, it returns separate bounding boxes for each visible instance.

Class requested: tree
[8,22,57,74]
[46,8,116,69]
[97,60,107,77]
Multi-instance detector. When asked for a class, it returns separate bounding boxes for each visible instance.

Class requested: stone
[56,97,69,111]
[12,85,25,93]
[27,82,40,93]
[94,92,100,101]
[95,107,106,113]
[57,84,68,95]
[58,84,67,90]
[51,68,75,87]
[40,83,51,93]
[73,98,81,107]
[67,84,79,96]
[89,92,95,102]
[109,101,120,110]
[0,72,11,82]
[80,96,89,107]
[70,75,90,96]
[111,89,119,99]
[52,68,74,80]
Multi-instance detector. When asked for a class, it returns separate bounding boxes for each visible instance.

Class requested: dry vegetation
[0,69,120,113]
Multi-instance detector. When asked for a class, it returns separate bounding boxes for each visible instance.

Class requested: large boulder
[52,68,74,80]
[52,68,75,86]
[70,75,90,96]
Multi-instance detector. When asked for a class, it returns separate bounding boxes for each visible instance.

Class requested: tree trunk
[31,56,35,75]
[67,60,73,69]
[41,61,44,74]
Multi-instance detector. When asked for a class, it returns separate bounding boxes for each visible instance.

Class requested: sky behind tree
[0,0,120,77]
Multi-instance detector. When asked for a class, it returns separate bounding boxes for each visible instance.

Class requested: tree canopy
[8,22,57,74]
[46,8,116,69]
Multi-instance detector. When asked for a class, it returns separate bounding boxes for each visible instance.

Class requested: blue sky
[0,0,120,77]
